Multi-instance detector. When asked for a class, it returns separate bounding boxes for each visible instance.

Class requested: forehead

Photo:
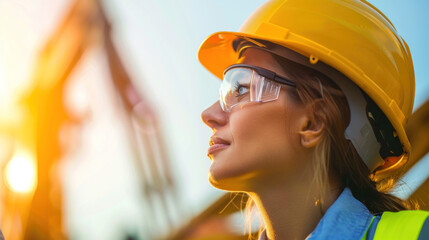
[236,48,290,78]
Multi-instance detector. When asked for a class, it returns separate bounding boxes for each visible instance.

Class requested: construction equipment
[0,0,180,239]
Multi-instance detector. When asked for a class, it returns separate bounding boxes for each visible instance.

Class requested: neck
[249,174,341,240]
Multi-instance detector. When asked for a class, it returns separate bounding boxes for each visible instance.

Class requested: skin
[201,48,341,240]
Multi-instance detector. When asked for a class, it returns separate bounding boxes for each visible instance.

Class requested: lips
[208,136,230,155]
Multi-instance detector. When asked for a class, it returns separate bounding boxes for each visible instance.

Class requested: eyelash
[233,82,250,97]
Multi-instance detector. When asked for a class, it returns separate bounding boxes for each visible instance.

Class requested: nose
[201,101,228,129]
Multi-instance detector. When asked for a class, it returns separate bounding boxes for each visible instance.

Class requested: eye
[238,85,249,95]
[233,82,250,96]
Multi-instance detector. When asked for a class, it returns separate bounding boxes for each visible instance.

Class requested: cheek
[232,105,299,166]
[209,101,303,191]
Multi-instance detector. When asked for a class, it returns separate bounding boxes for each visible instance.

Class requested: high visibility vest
[362,210,429,240]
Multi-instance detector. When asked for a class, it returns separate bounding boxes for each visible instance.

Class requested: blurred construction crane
[403,100,429,208]
[0,0,180,239]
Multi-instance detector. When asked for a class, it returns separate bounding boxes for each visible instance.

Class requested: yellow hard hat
[198,0,415,176]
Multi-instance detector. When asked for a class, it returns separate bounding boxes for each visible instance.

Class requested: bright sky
[0,0,428,239]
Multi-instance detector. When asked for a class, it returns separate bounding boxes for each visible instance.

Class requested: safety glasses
[219,64,296,112]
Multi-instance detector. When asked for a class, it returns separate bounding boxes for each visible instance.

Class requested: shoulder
[419,214,429,240]
[367,210,429,240]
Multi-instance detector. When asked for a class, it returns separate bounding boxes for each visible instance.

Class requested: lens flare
[4,150,37,194]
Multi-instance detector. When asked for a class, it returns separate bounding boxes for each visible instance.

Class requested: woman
[199,0,428,239]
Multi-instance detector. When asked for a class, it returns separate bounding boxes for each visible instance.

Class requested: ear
[298,109,325,148]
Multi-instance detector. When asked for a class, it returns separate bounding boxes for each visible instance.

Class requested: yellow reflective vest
[362,211,429,240]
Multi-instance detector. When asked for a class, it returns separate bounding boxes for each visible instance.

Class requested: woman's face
[201,48,313,191]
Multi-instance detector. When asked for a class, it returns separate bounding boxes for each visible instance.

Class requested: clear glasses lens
[220,67,282,112]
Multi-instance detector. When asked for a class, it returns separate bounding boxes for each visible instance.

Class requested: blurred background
[0,0,428,239]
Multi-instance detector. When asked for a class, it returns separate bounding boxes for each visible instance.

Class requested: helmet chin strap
[236,39,385,171]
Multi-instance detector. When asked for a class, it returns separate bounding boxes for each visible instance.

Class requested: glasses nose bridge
[201,100,228,129]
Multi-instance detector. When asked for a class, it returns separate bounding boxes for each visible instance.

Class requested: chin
[208,165,258,192]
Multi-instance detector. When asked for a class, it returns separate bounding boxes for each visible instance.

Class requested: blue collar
[258,188,373,240]
[308,187,373,240]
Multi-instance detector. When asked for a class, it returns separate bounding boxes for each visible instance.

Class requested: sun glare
[4,149,37,194]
